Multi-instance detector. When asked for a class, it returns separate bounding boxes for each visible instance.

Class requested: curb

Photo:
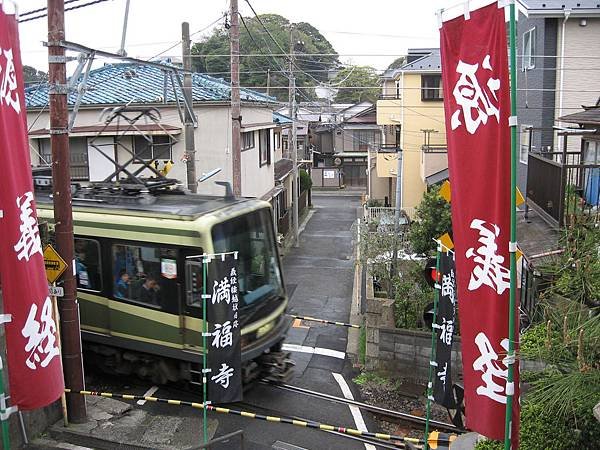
[346,214,363,362]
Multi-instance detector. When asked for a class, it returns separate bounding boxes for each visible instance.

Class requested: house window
[274,131,281,150]
[353,130,381,151]
[259,129,271,166]
[133,135,173,162]
[74,238,102,292]
[112,243,178,308]
[242,131,255,150]
[520,125,532,164]
[38,137,89,180]
[276,189,287,219]
[522,28,535,70]
[421,75,443,101]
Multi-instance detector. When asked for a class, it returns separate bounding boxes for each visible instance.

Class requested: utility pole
[391,125,403,286]
[182,22,197,193]
[47,0,87,422]
[289,27,299,248]
[117,0,130,56]
[230,0,242,196]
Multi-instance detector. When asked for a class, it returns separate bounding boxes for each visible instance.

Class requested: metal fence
[365,206,417,221]
[527,151,600,227]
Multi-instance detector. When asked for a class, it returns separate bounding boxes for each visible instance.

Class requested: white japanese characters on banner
[433,252,458,408]
[207,255,242,403]
[0,8,65,410]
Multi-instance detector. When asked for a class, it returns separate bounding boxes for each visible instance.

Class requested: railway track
[235,400,411,449]
[261,380,463,434]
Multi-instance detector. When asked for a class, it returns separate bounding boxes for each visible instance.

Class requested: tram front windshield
[211,208,284,308]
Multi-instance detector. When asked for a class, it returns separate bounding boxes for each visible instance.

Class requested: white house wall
[27,103,276,199]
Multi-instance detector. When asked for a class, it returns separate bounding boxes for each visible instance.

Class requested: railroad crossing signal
[43,244,68,284]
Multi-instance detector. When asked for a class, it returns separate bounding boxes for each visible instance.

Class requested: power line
[20,0,82,17]
[121,53,600,59]
[18,0,111,23]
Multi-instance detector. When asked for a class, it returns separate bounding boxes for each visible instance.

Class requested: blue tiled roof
[25,63,276,108]
[273,111,292,124]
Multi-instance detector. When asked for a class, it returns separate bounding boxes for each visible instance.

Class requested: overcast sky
[17,0,459,74]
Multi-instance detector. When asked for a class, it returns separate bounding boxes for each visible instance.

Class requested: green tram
[36,192,293,386]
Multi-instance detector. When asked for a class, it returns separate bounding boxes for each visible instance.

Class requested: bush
[299,169,312,192]
[392,261,433,330]
[519,401,582,450]
[408,185,452,255]
[474,440,503,450]
[359,324,366,365]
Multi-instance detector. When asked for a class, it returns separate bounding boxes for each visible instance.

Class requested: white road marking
[136,385,159,405]
[282,343,346,360]
[332,372,376,450]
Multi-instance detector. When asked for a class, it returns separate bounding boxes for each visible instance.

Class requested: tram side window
[74,238,102,291]
[112,244,178,309]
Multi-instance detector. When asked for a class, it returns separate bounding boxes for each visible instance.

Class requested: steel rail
[263,381,462,433]
[236,401,409,450]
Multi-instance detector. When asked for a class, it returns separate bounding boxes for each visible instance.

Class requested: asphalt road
[203,193,375,450]
[85,193,379,450]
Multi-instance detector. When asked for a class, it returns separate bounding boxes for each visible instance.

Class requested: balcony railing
[422,144,447,153]
[526,151,600,227]
[365,206,417,221]
[378,144,401,153]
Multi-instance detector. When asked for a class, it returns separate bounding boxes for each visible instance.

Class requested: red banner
[0,7,64,409]
[440,2,519,442]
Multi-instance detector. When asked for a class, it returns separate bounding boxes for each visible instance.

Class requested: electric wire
[18,0,111,23]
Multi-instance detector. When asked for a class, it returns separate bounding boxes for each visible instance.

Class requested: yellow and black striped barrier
[289,314,361,329]
[65,389,456,446]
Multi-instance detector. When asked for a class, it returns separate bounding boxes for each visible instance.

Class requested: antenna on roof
[215,181,235,199]
[198,167,222,183]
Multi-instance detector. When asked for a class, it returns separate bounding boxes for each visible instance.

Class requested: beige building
[25,63,279,200]
[375,49,447,213]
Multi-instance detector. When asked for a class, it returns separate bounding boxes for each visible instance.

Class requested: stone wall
[364,275,463,382]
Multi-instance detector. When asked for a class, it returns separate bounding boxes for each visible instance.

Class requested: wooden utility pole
[182,22,197,193]
[230,0,242,196]
[47,0,87,422]
[289,27,299,247]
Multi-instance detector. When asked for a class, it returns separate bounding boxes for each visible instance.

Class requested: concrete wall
[27,103,276,199]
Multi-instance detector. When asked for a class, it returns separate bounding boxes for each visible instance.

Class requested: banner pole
[51,283,69,426]
[0,357,10,450]
[202,257,208,445]
[424,243,441,450]
[505,1,519,449]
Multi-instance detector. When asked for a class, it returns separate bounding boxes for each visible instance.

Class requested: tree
[191,14,339,102]
[22,65,47,85]
[332,66,380,104]
[386,56,406,71]
[408,185,452,255]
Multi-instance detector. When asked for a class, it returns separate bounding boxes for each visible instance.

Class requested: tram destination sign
[207,253,242,403]
[43,244,68,284]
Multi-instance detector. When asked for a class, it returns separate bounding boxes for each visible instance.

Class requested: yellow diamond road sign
[43,244,68,284]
